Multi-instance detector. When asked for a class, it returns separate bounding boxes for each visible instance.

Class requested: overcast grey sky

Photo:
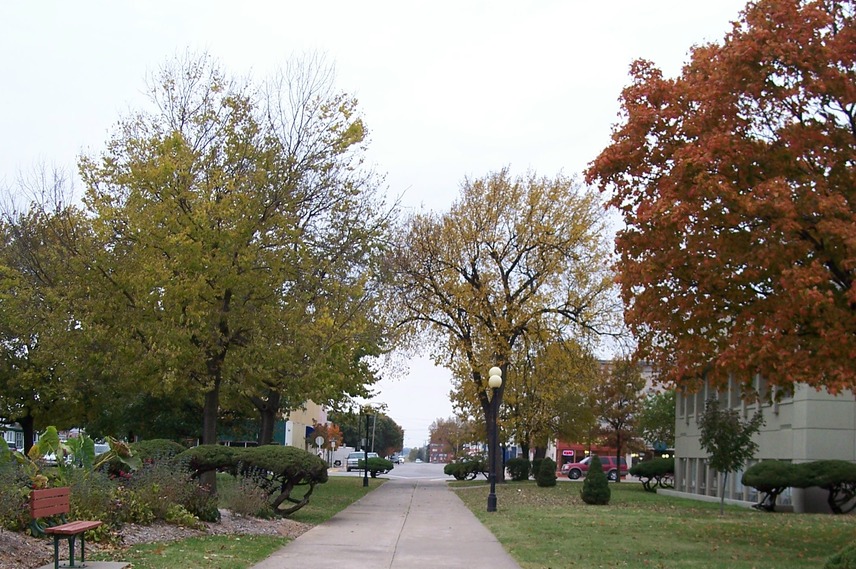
[1,1,749,447]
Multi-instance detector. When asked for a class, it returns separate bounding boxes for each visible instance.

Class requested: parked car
[563,455,628,481]
[346,451,379,472]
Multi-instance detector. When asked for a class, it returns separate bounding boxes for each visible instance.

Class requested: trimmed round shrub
[536,457,557,487]
[177,444,241,476]
[794,460,856,514]
[238,445,329,516]
[826,542,856,569]
[362,457,395,478]
[741,460,795,512]
[506,457,530,481]
[581,455,611,505]
[444,459,486,481]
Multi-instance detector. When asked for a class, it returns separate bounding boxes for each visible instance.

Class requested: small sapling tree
[699,398,764,514]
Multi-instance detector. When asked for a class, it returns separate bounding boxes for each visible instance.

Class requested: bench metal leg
[53,534,87,568]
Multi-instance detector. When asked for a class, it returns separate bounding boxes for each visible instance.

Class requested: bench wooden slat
[45,520,103,535]
[30,487,71,518]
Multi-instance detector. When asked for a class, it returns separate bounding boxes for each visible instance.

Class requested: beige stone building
[667,377,856,513]
[280,401,328,449]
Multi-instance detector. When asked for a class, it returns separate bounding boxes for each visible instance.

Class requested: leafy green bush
[110,485,156,525]
[67,469,119,525]
[581,455,610,505]
[124,456,201,520]
[165,504,204,529]
[0,461,30,531]
[506,457,530,481]
[536,458,557,487]
[219,476,274,518]
[103,439,187,476]
[826,542,856,569]
[629,457,675,492]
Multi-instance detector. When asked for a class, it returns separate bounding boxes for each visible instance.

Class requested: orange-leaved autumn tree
[587,0,856,394]
[429,416,478,461]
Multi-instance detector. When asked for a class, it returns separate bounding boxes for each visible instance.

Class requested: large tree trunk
[615,434,622,483]
[202,384,221,445]
[18,413,35,455]
[200,376,221,493]
[533,446,547,460]
[252,389,282,445]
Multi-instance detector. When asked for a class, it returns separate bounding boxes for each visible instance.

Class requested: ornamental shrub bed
[742,459,856,514]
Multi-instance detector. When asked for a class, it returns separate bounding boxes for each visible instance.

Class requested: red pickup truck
[562,455,628,481]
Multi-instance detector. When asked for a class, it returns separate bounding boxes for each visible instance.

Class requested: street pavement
[249,472,522,569]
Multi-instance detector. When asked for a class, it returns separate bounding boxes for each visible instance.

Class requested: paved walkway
[250,477,521,569]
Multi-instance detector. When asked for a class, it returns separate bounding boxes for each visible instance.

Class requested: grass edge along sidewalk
[452,480,856,569]
[91,477,384,569]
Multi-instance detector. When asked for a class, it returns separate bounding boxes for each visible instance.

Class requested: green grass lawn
[93,535,287,569]
[92,476,383,568]
[453,480,856,569]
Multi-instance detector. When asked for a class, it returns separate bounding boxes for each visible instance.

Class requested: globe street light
[487,366,503,512]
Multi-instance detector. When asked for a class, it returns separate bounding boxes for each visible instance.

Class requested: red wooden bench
[30,487,103,569]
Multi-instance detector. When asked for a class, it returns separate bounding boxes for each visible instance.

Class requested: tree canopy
[429,416,478,461]
[387,169,620,479]
[1,54,392,452]
[586,0,856,393]
[501,337,599,458]
[328,409,404,457]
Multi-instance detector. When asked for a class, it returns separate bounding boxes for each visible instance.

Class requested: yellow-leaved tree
[387,169,620,482]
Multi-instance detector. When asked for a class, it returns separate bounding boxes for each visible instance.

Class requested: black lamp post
[487,366,503,512]
[363,411,371,488]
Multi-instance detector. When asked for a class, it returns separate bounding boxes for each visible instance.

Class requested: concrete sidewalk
[250,477,521,569]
